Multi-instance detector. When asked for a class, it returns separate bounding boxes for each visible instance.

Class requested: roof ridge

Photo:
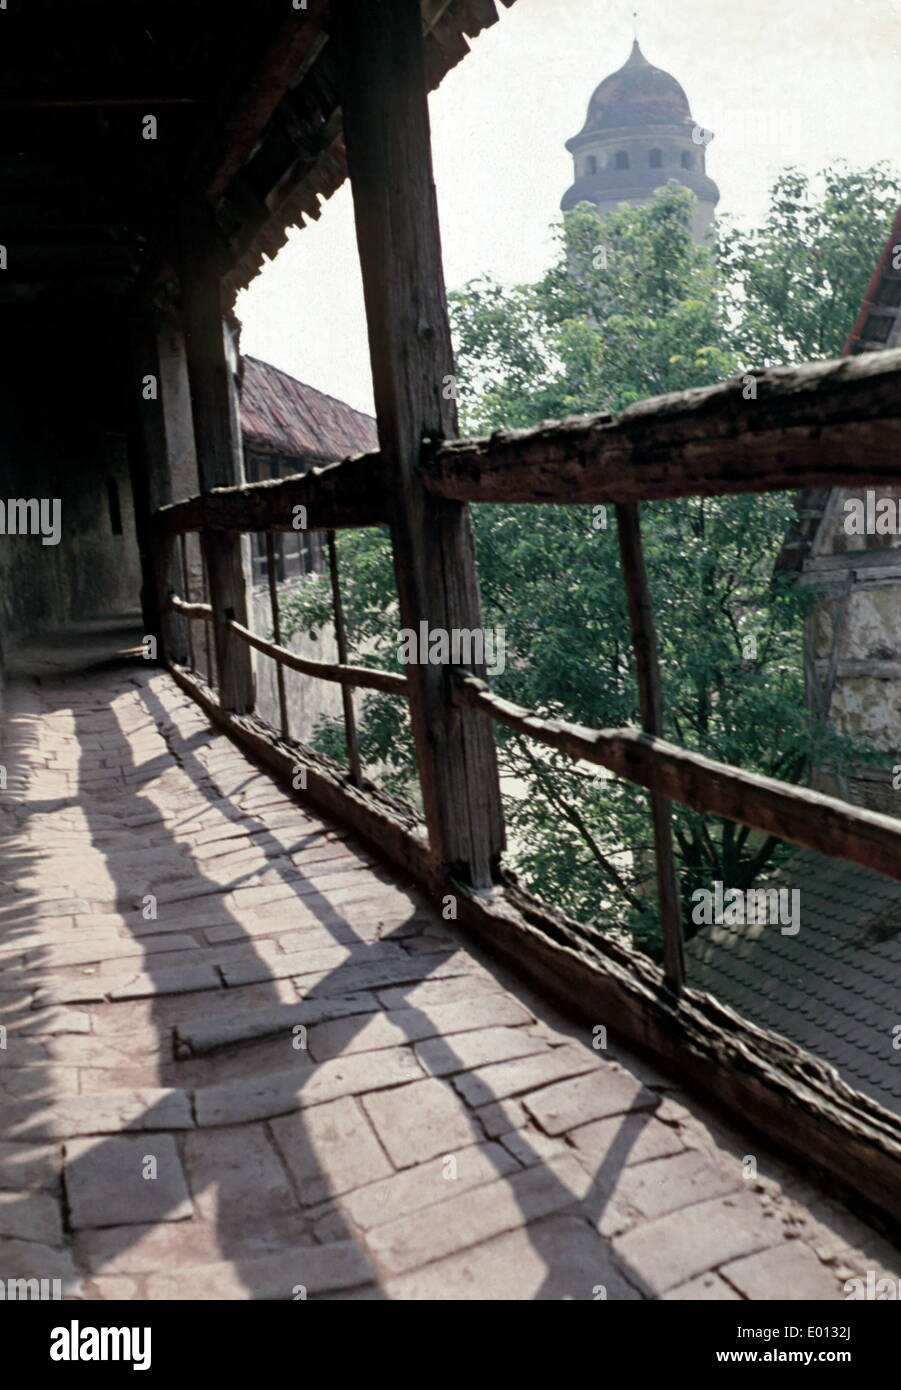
[242,354,376,422]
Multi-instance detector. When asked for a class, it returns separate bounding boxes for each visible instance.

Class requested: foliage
[716,161,901,366]
[282,168,894,955]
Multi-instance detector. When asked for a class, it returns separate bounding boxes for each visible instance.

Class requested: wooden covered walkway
[3,0,901,1303]
[0,660,898,1300]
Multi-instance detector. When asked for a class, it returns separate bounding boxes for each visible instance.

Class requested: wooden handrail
[169,593,213,621]
[451,670,901,884]
[170,587,901,888]
[152,349,901,537]
[155,452,389,534]
[226,616,408,695]
[423,348,901,505]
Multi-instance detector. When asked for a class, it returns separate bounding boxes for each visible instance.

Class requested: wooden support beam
[126,311,187,665]
[616,502,684,993]
[0,96,200,109]
[327,530,363,786]
[188,1,329,202]
[452,672,901,885]
[180,210,255,714]
[154,452,388,534]
[178,535,197,673]
[335,0,505,888]
[264,532,290,739]
[422,348,901,505]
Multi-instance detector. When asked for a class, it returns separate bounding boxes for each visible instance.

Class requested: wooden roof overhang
[0,0,515,309]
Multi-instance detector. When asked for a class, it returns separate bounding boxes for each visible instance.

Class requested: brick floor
[0,665,899,1300]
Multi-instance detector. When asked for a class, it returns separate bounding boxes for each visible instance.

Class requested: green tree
[283,170,891,954]
[452,183,736,431]
[717,161,901,366]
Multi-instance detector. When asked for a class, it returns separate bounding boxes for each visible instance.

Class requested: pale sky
[236,0,901,417]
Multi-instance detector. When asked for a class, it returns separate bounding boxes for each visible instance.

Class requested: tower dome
[582,39,692,131]
[561,40,719,242]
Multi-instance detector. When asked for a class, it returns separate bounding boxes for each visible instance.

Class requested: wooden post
[126,309,189,666]
[201,547,215,688]
[180,209,255,714]
[616,502,685,992]
[179,532,195,673]
[265,531,290,738]
[334,0,505,888]
[326,529,363,787]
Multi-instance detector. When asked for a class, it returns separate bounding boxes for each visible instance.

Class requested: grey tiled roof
[685,849,901,1115]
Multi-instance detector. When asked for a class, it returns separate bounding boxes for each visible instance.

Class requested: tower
[561,40,719,242]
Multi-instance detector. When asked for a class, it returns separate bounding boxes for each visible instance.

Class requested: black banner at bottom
[3,1297,895,1377]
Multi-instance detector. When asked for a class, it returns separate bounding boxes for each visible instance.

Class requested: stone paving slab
[522,1067,657,1135]
[0,1141,62,1190]
[182,1125,296,1224]
[0,1189,63,1244]
[195,1048,424,1126]
[65,1135,192,1229]
[176,993,380,1056]
[661,1272,742,1300]
[0,1087,194,1139]
[721,1241,846,1300]
[73,1211,316,1275]
[612,1194,786,1296]
[271,1097,394,1205]
[362,1077,481,1168]
[144,1239,374,1300]
[1,665,899,1303]
[0,1236,83,1295]
[366,1153,594,1276]
[380,1216,643,1301]
[336,1141,520,1232]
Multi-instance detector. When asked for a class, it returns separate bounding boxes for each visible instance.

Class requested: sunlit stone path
[0,664,898,1300]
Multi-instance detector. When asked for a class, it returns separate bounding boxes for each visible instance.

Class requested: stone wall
[801,486,901,813]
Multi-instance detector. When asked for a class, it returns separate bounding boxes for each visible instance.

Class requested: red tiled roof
[239,354,378,463]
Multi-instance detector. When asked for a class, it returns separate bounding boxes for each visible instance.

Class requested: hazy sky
[237,0,901,416]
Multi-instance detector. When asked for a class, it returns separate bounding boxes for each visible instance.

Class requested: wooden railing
[154,344,901,996]
[146,0,901,997]
[157,348,901,535]
[165,520,407,795]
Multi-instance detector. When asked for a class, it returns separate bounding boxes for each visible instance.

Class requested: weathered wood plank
[154,452,388,534]
[454,876,901,1227]
[180,209,255,714]
[169,595,213,621]
[189,1,330,202]
[226,617,408,695]
[452,670,901,883]
[127,309,192,666]
[327,529,363,785]
[616,502,684,990]
[335,0,504,888]
[423,349,901,505]
[264,532,290,738]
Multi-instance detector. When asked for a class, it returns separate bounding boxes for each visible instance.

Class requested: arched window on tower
[681,150,695,170]
[649,148,663,169]
[614,150,629,170]
[584,155,597,176]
